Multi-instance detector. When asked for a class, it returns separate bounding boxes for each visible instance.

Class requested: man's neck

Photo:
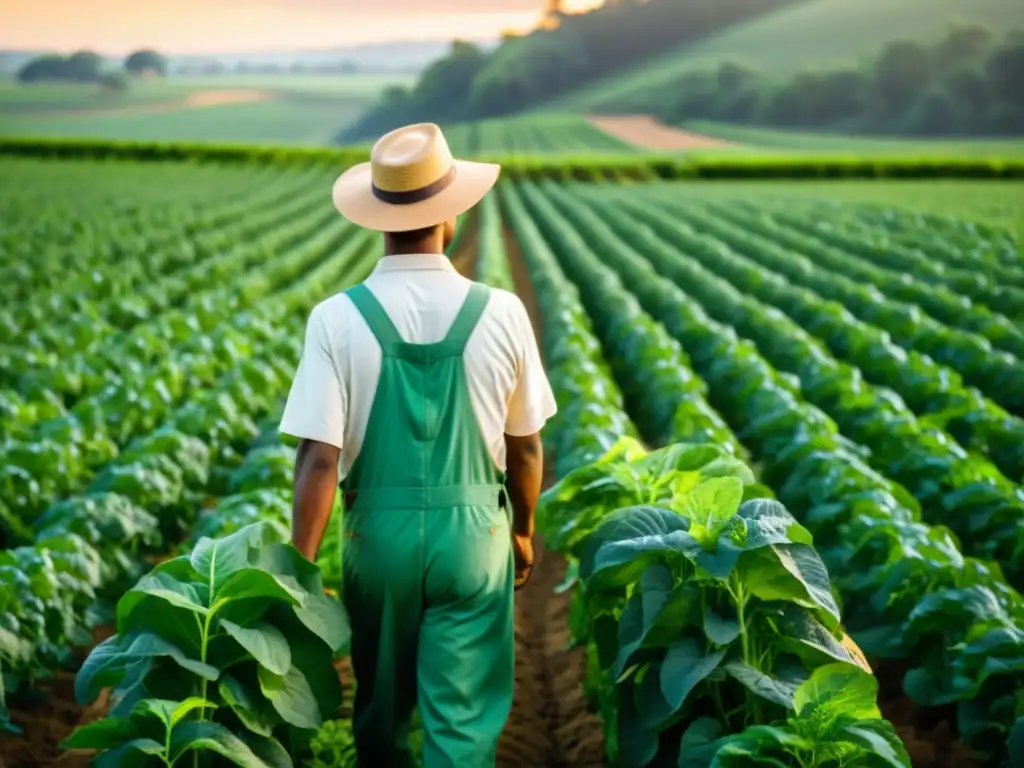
[383,235,446,256]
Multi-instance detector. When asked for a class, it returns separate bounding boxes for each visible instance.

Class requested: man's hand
[513,533,535,589]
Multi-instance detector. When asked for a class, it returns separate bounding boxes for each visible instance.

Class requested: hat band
[372,164,457,205]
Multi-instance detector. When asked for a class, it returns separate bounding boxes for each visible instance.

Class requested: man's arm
[291,438,341,561]
[505,432,543,537]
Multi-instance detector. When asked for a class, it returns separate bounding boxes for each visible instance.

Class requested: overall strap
[442,283,491,353]
[346,284,402,354]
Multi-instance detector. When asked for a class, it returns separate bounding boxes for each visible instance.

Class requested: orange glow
[0,0,606,55]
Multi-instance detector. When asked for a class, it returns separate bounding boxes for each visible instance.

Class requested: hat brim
[332,159,501,232]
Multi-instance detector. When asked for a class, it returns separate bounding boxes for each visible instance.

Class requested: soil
[872,660,983,768]
[0,627,115,768]
[587,114,736,151]
[49,89,273,119]
[496,543,606,767]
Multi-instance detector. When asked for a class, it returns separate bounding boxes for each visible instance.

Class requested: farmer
[279,122,556,767]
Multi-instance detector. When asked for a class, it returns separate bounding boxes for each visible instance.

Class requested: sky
[0,0,604,54]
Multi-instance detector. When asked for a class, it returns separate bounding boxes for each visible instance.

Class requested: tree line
[16,50,167,88]
[340,0,796,141]
[658,24,1024,136]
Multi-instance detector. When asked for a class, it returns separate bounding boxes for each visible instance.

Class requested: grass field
[0,147,1022,767]
[682,121,1024,156]
[0,73,413,144]
[0,98,364,144]
[555,0,1022,112]
[443,114,639,156]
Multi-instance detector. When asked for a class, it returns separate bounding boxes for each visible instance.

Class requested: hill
[554,0,1023,112]
[341,0,795,141]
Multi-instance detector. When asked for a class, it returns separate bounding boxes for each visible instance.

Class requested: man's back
[280,253,553,477]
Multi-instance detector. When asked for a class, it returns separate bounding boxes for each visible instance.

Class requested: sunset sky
[0,0,605,54]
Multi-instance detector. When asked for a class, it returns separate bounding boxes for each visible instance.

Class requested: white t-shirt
[279,253,557,479]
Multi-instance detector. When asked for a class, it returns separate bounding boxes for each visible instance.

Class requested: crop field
[681,122,1024,157]
[443,115,640,156]
[1,150,1023,768]
[0,74,412,145]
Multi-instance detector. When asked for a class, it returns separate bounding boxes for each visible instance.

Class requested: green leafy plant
[678,664,910,767]
[537,441,901,767]
[61,522,350,767]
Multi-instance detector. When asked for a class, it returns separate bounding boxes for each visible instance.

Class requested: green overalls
[339,282,515,767]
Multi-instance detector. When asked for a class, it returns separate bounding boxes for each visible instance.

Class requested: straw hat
[332,123,500,232]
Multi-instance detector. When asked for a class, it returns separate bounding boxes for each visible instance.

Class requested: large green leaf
[92,739,166,768]
[678,717,724,768]
[678,478,744,549]
[839,719,911,767]
[723,661,803,710]
[59,716,136,750]
[220,619,290,675]
[75,632,218,706]
[636,443,723,476]
[214,568,304,606]
[776,606,856,667]
[702,604,740,646]
[240,732,294,768]
[191,522,279,591]
[660,638,727,711]
[219,673,278,737]
[292,590,350,652]
[118,571,209,617]
[793,663,880,725]
[590,530,702,590]
[170,720,276,767]
[580,505,694,587]
[738,499,813,550]
[739,544,840,627]
[618,691,660,767]
[257,663,322,729]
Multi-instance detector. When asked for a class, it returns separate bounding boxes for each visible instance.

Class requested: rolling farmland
[1,147,1023,768]
[0,74,413,145]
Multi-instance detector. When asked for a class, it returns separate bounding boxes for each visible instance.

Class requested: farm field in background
[682,121,1024,157]
[443,114,641,155]
[0,73,413,144]
[1,150,1023,767]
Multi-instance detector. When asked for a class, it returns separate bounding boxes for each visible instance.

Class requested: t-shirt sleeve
[505,295,558,437]
[279,303,346,449]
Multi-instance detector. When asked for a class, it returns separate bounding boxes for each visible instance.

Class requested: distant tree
[716,61,757,92]
[65,50,104,81]
[934,23,992,71]
[985,35,1024,105]
[15,54,68,82]
[902,88,960,135]
[983,102,1024,135]
[124,49,167,76]
[873,40,933,111]
[412,40,487,121]
[941,66,989,115]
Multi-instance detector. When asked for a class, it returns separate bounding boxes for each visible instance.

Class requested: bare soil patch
[588,114,736,150]
[49,89,273,119]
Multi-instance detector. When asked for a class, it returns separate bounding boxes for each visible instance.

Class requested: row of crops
[443,115,637,157]
[504,179,1024,767]
[1,152,1023,766]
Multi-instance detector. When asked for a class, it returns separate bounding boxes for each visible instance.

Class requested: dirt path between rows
[588,114,736,150]
[494,222,606,767]
[48,89,273,119]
